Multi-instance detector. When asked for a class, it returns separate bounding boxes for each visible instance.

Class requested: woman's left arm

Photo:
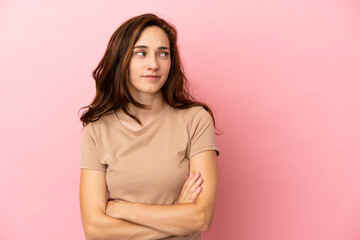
[106,150,218,236]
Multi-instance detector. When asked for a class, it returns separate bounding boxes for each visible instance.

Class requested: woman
[79,13,220,240]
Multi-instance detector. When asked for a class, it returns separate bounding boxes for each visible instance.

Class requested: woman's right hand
[175,172,203,204]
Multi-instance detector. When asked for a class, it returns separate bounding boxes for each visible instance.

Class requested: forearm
[107,201,205,236]
[84,213,173,240]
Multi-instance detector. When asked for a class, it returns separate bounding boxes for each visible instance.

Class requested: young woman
[79,13,220,240]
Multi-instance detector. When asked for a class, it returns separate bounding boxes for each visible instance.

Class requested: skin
[80,26,218,239]
[118,25,171,130]
[175,172,203,204]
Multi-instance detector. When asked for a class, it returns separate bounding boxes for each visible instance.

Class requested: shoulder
[83,110,116,138]
[169,105,207,119]
[167,105,213,129]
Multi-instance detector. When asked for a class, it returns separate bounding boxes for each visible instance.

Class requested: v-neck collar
[113,104,171,136]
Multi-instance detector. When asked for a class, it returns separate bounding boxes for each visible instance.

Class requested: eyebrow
[133,45,170,50]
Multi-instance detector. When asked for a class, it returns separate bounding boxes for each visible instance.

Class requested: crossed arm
[79,150,218,240]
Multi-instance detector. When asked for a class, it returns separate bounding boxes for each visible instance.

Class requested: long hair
[79,13,222,135]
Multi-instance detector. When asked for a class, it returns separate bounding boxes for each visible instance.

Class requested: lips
[142,75,161,81]
[143,75,160,78]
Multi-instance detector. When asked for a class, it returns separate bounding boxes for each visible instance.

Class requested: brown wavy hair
[78,13,222,135]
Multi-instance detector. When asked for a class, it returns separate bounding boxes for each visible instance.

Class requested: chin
[139,88,162,94]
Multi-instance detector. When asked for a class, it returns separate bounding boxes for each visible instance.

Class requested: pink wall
[1,0,359,239]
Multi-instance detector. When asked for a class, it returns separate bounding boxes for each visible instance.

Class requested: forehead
[134,26,170,48]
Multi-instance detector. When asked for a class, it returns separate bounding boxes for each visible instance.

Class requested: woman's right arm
[80,169,173,240]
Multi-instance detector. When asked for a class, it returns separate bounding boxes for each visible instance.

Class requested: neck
[127,91,167,120]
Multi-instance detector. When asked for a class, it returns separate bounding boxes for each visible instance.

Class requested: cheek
[163,60,171,73]
[128,63,139,85]
[129,60,141,76]
[129,60,136,72]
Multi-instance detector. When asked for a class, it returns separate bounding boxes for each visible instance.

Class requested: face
[128,26,171,98]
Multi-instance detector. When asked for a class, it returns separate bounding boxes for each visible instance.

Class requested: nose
[146,54,159,70]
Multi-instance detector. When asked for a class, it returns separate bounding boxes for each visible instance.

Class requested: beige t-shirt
[80,104,220,239]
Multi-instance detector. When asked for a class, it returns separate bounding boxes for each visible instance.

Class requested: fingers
[183,172,195,188]
[187,177,203,202]
[176,172,203,204]
[189,185,202,202]
[184,172,202,202]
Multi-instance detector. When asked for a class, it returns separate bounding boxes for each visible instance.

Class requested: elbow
[200,224,210,233]
[83,222,97,240]
[178,208,211,235]
[199,219,210,233]
[199,210,214,233]
[82,221,103,240]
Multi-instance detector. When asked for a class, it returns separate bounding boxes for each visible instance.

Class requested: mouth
[142,75,161,80]
[143,75,161,78]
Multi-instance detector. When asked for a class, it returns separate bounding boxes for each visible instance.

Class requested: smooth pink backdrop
[0,0,359,239]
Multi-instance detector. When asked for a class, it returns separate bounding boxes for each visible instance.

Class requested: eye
[135,51,146,56]
[159,52,169,57]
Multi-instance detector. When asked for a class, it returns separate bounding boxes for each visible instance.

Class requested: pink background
[1,0,359,239]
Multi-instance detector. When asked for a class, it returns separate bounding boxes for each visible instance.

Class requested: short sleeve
[80,126,107,171]
[188,108,220,159]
